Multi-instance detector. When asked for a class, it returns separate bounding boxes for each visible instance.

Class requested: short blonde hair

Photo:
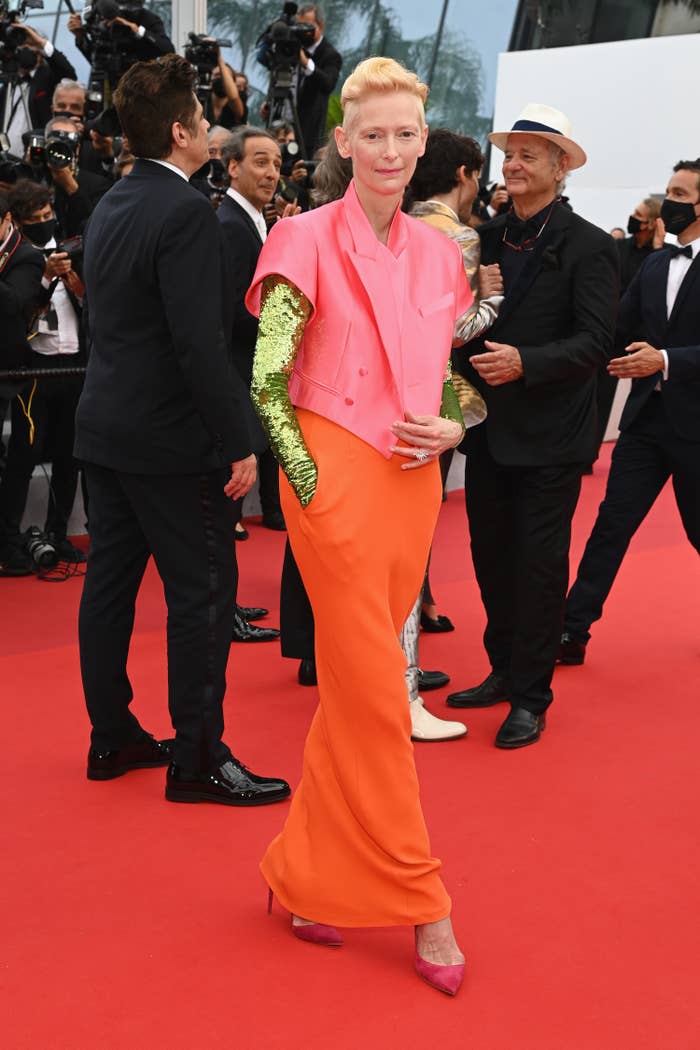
[341,57,428,131]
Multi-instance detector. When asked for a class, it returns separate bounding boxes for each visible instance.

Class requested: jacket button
[358,367,368,376]
[345,397,354,406]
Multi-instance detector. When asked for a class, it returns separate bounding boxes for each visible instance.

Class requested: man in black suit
[0,23,77,158]
[43,116,111,237]
[560,159,700,664]
[217,125,288,641]
[294,3,342,156]
[75,55,290,806]
[446,104,618,748]
[67,2,174,68]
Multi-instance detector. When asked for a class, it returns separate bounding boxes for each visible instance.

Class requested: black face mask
[17,47,38,71]
[660,197,699,235]
[211,79,227,99]
[627,215,643,236]
[23,218,57,247]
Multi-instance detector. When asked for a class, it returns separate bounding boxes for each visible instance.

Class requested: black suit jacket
[458,206,619,466]
[217,194,263,386]
[75,159,252,474]
[617,246,700,443]
[0,50,77,133]
[0,232,44,372]
[53,168,111,238]
[298,37,342,155]
[75,8,174,66]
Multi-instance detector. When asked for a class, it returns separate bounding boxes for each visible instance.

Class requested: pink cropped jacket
[246,180,473,458]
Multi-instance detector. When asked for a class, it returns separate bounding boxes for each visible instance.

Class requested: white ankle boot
[410,697,467,742]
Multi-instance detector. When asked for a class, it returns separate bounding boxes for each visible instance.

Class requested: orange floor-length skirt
[261,409,452,927]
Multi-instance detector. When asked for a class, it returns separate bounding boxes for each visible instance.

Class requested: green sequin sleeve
[251,275,318,507]
[440,359,466,440]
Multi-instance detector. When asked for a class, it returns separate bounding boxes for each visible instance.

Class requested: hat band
[510,119,564,136]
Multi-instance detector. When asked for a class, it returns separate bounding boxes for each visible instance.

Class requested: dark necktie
[668,244,693,259]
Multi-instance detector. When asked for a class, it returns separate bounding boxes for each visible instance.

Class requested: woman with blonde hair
[243,57,476,995]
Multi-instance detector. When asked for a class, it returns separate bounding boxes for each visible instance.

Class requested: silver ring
[414,449,430,462]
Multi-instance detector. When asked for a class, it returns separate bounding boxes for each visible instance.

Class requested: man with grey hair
[446,104,619,748]
[293,3,342,154]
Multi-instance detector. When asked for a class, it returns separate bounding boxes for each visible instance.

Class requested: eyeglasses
[501,196,560,252]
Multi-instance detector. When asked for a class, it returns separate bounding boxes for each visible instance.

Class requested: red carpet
[2,444,699,1050]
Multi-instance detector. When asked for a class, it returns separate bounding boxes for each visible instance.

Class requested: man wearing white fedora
[447,103,619,747]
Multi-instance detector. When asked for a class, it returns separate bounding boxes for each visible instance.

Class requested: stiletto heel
[266,887,344,946]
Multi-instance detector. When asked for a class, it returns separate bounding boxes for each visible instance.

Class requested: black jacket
[75,159,253,474]
[0,49,77,133]
[53,168,111,238]
[75,8,174,66]
[458,205,619,466]
[0,230,44,372]
[298,37,342,155]
[617,246,700,442]
[217,194,263,386]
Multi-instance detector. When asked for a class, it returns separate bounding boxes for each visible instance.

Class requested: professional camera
[42,234,82,262]
[23,525,58,569]
[280,139,316,179]
[27,128,80,170]
[257,1,314,74]
[184,31,232,94]
[0,0,44,58]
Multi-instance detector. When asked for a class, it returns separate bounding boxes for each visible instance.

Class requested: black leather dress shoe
[237,605,268,622]
[420,611,455,633]
[558,632,587,665]
[234,525,249,541]
[262,511,286,531]
[447,672,509,708]
[494,707,546,750]
[298,658,317,686]
[165,758,291,806]
[232,609,280,642]
[417,669,450,691]
[87,735,174,780]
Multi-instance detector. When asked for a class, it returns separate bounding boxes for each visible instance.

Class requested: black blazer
[458,206,619,466]
[617,246,700,443]
[53,168,111,238]
[0,232,44,372]
[0,49,77,132]
[298,37,342,155]
[75,159,252,474]
[217,194,263,386]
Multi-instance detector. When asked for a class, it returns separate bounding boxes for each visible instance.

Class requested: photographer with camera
[0,186,43,368]
[204,49,246,130]
[50,79,118,181]
[0,178,86,575]
[293,3,340,155]
[1,14,77,158]
[68,0,173,68]
[39,115,110,235]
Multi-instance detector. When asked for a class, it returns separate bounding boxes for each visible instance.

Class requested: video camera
[257,1,314,75]
[184,31,232,95]
[0,0,43,58]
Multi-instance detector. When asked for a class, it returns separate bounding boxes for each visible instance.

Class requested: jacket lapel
[342,182,404,388]
[223,195,263,245]
[667,250,700,328]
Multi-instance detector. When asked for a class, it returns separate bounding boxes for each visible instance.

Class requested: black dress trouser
[465,426,584,715]
[78,463,237,773]
[565,394,700,641]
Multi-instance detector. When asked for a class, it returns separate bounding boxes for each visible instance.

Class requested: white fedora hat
[488,103,587,170]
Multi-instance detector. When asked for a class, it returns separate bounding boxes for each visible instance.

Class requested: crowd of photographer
[0,1,342,576]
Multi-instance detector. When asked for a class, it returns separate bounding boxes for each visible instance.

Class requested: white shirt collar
[146,158,189,181]
[0,221,15,254]
[226,187,267,241]
[308,35,323,54]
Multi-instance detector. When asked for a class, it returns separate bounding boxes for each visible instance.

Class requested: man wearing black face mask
[204,52,246,130]
[0,24,77,159]
[560,159,700,665]
[0,180,86,573]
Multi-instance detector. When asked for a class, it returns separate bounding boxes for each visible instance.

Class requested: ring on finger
[414,448,430,462]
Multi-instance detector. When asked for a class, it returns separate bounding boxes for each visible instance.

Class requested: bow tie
[503,212,542,248]
[668,244,693,259]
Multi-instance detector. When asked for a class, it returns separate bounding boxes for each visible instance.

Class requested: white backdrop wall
[489,34,700,234]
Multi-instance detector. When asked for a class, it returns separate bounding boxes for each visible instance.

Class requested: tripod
[265,62,308,158]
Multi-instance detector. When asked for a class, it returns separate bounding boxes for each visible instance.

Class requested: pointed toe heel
[267,888,344,946]
[415,952,465,996]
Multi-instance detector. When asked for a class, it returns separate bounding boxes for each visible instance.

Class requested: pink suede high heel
[414,951,465,996]
[267,888,344,947]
